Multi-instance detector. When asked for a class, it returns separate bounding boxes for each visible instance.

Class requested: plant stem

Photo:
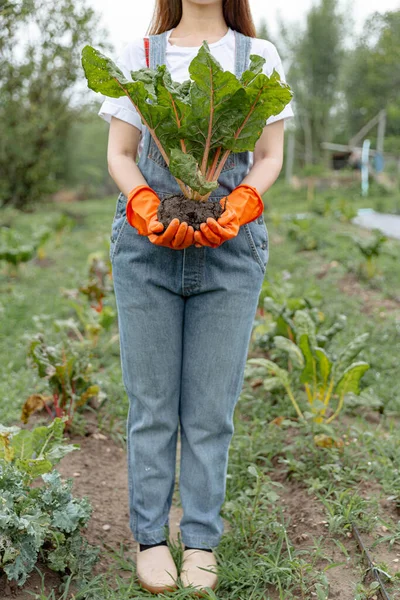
[206,147,221,181]
[212,149,232,181]
[320,374,335,417]
[284,383,305,421]
[304,383,313,405]
[325,392,345,424]
[200,74,215,175]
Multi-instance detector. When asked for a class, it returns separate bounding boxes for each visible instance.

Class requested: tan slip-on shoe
[136,544,178,594]
[180,549,218,595]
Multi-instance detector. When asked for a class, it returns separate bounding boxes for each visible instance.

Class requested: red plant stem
[53,393,63,418]
[212,149,232,181]
[200,69,214,176]
[44,400,54,418]
[206,147,221,181]
[68,382,76,423]
[114,77,190,198]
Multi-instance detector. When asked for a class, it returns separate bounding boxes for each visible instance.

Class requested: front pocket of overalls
[110,192,128,262]
[147,137,237,172]
[243,214,269,274]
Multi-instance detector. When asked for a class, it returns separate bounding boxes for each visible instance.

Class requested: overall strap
[147,31,168,69]
[233,30,251,79]
[144,37,150,67]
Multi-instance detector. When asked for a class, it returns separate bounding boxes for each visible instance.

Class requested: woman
[98,0,294,594]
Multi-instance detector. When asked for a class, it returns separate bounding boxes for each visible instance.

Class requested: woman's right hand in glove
[148,216,195,250]
[126,184,194,249]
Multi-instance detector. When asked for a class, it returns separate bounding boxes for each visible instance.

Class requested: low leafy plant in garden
[78,253,113,313]
[311,194,358,222]
[0,226,52,274]
[350,228,388,280]
[81,41,293,228]
[253,278,347,352]
[21,333,100,428]
[0,418,99,587]
[53,212,77,247]
[247,310,370,425]
[286,216,320,251]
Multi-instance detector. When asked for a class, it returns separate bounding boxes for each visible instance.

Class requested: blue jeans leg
[178,241,265,548]
[114,263,184,545]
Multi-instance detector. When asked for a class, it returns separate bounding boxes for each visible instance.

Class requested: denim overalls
[109,29,269,549]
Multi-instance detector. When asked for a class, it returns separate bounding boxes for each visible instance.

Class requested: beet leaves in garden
[81,42,293,227]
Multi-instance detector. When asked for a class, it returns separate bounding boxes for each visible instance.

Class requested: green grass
[1,185,400,599]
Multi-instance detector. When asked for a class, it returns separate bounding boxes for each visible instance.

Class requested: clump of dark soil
[157,194,226,231]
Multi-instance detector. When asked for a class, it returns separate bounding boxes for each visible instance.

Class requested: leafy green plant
[352,229,388,279]
[0,226,52,273]
[78,253,113,313]
[81,43,293,201]
[21,334,100,428]
[0,418,77,477]
[53,213,77,246]
[310,194,358,222]
[0,418,99,587]
[253,278,346,353]
[247,310,370,424]
[286,217,319,250]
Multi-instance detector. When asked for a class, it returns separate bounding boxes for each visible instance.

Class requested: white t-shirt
[98,27,295,158]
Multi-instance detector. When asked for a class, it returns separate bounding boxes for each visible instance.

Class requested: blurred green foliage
[0,0,110,209]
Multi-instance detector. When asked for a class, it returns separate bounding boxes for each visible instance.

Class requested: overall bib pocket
[243,214,269,274]
[110,192,128,262]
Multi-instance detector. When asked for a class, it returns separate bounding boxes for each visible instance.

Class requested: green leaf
[246,358,290,386]
[51,499,91,533]
[247,465,259,478]
[298,334,315,384]
[274,335,305,368]
[129,67,158,98]
[81,45,129,98]
[169,149,219,196]
[294,309,317,348]
[82,46,173,150]
[263,377,285,392]
[315,347,332,387]
[240,54,266,86]
[15,458,53,478]
[0,418,78,478]
[334,362,370,397]
[223,69,293,152]
[335,333,369,379]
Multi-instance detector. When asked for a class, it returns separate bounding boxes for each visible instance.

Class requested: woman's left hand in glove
[193,184,264,248]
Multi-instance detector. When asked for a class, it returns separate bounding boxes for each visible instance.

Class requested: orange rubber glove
[194,184,264,248]
[148,215,195,250]
[126,184,194,249]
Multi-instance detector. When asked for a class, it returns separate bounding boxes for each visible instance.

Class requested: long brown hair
[147,0,257,37]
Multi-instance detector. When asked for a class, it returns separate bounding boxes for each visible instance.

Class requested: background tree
[0,0,110,209]
[279,0,346,165]
[342,10,400,154]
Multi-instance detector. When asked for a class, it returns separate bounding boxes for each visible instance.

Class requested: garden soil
[157,195,225,231]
